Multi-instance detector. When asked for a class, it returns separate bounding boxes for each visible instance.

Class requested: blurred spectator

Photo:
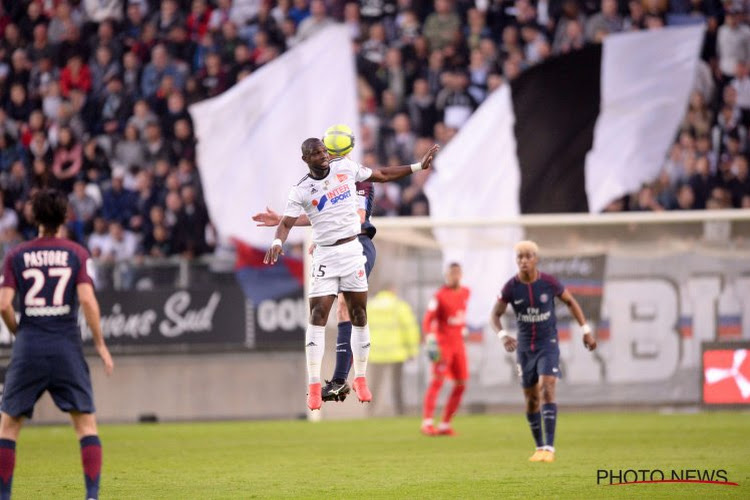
[172,185,211,257]
[88,216,109,258]
[436,70,477,129]
[90,46,121,98]
[718,8,750,81]
[51,126,82,191]
[690,155,714,208]
[423,0,461,51]
[83,0,123,23]
[69,179,98,232]
[673,183,696,210]
[0,192,18,234]
[382,113,416,165]
[631,184,663,211]
[3,160,30,210]
[586,0,623,42]
[60,54,91,97]
[297,0,333,41]
[115,124,146,169]
[142,224,174,257]
[407,78,439,138]
[82,138,111,184]
[140,44,186,98]
[101,167,138,226]
[101,220,138,262]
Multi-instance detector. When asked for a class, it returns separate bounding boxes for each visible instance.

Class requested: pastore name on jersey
[23,250,70,268]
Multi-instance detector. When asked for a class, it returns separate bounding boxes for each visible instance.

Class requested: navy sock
[332,321,353,381]
[0,439,15,500]
[80,435,102,500]
[542,403,558,448]
[526,412,543,448]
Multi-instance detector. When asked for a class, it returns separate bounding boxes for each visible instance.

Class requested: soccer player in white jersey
[264,138,439,410]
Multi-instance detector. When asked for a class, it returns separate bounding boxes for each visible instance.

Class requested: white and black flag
[425,25,704,325]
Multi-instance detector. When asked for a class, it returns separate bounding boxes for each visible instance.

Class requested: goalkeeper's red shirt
[423,286,470,349]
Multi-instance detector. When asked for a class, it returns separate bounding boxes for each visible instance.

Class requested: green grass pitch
[10,411,750,499]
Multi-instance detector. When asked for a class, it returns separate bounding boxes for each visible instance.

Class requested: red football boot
[352,377,372,403]
[307,383,322,410]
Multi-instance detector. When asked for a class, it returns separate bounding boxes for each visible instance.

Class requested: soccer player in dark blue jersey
[490,240,596,463]
[0,189,114,500]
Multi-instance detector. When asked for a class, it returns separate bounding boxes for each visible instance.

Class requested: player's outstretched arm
[490,299,517,352]
[78,283,114,375]
[559,290,597,351]
[263,215,298,265]
[252,207,311,227]
[368,144,440,183]
[0,287,17,334]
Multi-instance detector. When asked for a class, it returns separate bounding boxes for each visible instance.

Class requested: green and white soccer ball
[323,124,355,156]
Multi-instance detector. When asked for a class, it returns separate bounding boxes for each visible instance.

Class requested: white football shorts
[309,238,368,298]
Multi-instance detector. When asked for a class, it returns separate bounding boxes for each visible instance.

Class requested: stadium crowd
[0,0,747,262]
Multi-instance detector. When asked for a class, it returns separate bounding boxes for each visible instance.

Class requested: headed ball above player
[323,124,355,157]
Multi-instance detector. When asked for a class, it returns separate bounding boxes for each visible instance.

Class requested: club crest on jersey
[540,293,549,303]
[311,184,351,211]
[336,173,348,182]
[357,269,365,279]
[310,187,318,194]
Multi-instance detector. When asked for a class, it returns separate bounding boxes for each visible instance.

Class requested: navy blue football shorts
[359,234,376,277]
[1,334,95,418]
[516,345,561,388]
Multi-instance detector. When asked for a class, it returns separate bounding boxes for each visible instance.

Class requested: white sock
[422,418,433,427]
[351,324,370,378]
[305,324,325,384]
[438,422,451,431]
[544,446,555,453]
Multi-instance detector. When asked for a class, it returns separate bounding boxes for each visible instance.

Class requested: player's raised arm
[252,207,311,227]
[558,290,597,351]
[367,144,440,183]
[0,287,18,334]
[263,215,299,265]
[77,283,114,375]
[490,298,517,352]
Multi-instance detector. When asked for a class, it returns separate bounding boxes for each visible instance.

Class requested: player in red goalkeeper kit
[421,262,470,436]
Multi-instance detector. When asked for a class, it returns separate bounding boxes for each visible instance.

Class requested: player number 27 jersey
[1,237,94,336]
[284,157,373,246]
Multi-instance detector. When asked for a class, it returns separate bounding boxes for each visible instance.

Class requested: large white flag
[426,25,704,325]
[190,25,359,247]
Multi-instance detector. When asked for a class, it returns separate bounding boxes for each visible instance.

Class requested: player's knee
[309,305,328,326]
[71,413,98,438]
[540,383,556,403]
[0,413,23,440]
[524,391,540,411]
[349,306,367,326]
[336,297,350,323]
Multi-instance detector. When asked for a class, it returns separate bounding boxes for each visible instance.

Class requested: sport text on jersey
[312,184,352,211]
